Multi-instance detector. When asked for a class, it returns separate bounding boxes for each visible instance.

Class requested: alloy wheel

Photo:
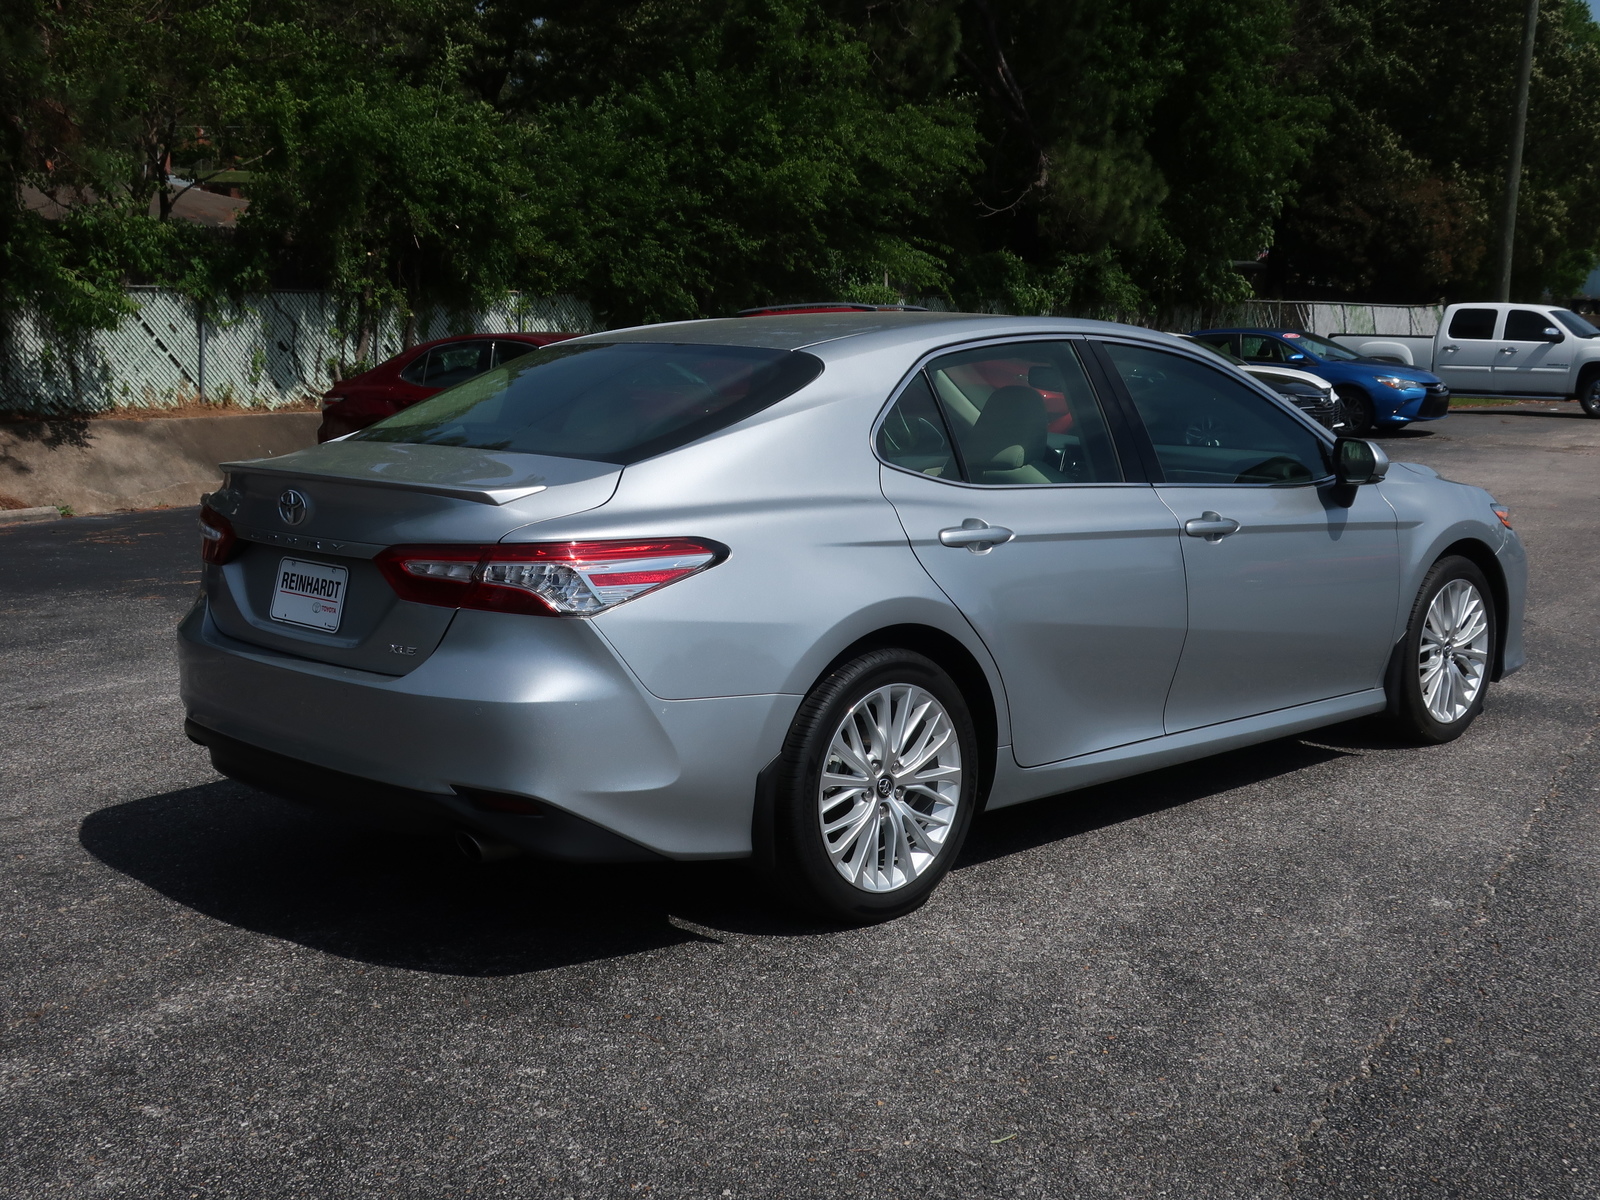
[1418,579,1491,724]
[817,684,962,893]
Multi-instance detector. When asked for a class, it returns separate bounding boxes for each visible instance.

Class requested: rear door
[1434,307,1502,393]
[877,339,1189,767]
[1494,309,1574,394]
[1093,339,1400,733]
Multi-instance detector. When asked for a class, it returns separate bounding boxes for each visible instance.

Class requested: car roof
[1193,328,1308,337]
[570,311,1160,355]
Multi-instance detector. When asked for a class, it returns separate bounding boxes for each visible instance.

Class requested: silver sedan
[179,314,1527,920]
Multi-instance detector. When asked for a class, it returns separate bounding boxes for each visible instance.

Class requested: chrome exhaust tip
[454,829,522,863]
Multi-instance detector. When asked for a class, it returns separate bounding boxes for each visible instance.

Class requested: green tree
[1272,0,1600,302]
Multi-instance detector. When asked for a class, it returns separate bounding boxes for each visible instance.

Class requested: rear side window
[1101,342,1330,486]
[355,342,824,465]
[493,340,535,367]
[877,374,957,479]
[919,341,1122,485]
[1239,335,1291,363]
[399,341,493,386]
[1448,308,1499,340]
[1504,309,1562,341]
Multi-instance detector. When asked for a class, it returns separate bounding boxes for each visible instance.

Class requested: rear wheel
[1337,387,1375,437]
[1384,556,1496,744]
[767,649,978,922]
[1579,372,1600,418]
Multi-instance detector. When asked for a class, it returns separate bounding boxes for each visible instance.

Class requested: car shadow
[81,733,1361,974]
[78,780,779,976]
[959,733,1354,868]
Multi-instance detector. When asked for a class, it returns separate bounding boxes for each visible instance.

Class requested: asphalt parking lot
[3,402,1598,1199]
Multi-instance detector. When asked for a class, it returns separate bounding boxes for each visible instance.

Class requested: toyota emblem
[277,488,310,526]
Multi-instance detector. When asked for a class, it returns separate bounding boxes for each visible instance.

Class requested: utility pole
[1497,0,1540,302]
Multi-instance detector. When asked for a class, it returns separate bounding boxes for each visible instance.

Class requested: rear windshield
[353,341,824,464]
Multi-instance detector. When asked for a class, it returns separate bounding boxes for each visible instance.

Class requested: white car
[1178,335,1343,429]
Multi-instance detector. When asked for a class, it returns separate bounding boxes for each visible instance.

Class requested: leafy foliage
[3,0,1599,350]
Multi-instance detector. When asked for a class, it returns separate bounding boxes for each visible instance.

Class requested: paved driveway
[3,403,1597,1199]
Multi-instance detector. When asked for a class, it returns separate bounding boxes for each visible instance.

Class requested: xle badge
[390,645,417,656]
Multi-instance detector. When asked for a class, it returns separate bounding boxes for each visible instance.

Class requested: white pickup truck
[1335,303,1600,416]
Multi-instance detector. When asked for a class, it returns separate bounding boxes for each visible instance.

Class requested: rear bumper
[177,599,800,859]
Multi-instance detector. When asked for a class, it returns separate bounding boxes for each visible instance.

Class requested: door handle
[1183,511,1240,542]
[1442,344,1459,353]
[938,519,1015,553]
[1498,347,1517,355]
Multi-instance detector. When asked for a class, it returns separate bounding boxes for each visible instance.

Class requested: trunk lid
[204,442,620,674]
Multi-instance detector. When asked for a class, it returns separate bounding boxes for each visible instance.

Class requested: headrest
[969,385,1047,466]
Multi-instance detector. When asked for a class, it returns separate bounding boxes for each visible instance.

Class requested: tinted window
[877,373,957,479]
[426,341,493,387]
[355,342,824,465]
[1448,308,1499,340]
[494,340,535,367]
[1102,343,1331,486]
[398,350,431,385]
[923,341,1121,484]
[1189,334,1238,359]
[1553,309,1600,338]
[1239,335,1291,363]
[1504,309,1563,342]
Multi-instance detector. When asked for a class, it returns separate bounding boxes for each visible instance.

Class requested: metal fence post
[196,307,207,401]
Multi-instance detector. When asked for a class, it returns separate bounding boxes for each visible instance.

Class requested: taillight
[375,538,724,616]
[199,505,239,564]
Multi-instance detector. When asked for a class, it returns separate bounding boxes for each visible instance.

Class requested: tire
[1579,371,1600,418]
[1337,387,1375,437]
[1383,556,1497,744]
[766,649,979,922]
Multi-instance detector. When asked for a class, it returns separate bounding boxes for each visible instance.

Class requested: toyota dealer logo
[277,488,310,526]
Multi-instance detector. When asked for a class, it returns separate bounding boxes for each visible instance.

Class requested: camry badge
[277,488,310,526]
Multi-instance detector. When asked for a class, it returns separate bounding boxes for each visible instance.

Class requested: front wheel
[766,649,979,922]
[1337,387,1375,437]
[1384,556,1497,744]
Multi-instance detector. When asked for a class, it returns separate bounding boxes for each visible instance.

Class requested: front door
[1433,307,1502,394]
[876,340,1189,767]
[1493,309,1574,394]
[1095,340,1401,732]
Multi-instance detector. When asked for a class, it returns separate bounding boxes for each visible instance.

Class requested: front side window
[1448,308,1499,340]
[1504,309,1563,342]
[356,341,824,465]
[921,341,1122,484]
[1100,342,1331,486]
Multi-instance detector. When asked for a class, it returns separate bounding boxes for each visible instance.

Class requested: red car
[317,331,577,442]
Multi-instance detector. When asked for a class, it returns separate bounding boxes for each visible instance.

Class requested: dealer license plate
[270,557,349,632]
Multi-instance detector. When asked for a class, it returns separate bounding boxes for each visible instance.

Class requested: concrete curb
[0,505,61,525]
[0,411,321,516]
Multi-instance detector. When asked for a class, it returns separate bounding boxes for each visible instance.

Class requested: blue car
[1191,329,1450,436]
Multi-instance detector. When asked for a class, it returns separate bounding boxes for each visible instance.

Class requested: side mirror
[1334,437,1390,486]
[1542,326,1564,342]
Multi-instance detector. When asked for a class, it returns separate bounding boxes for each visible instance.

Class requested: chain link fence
[0,289,598,416]
[1,289,1440,417]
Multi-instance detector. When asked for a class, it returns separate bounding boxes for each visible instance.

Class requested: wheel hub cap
[817,684,962,893]
[1418,579,1490,724]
